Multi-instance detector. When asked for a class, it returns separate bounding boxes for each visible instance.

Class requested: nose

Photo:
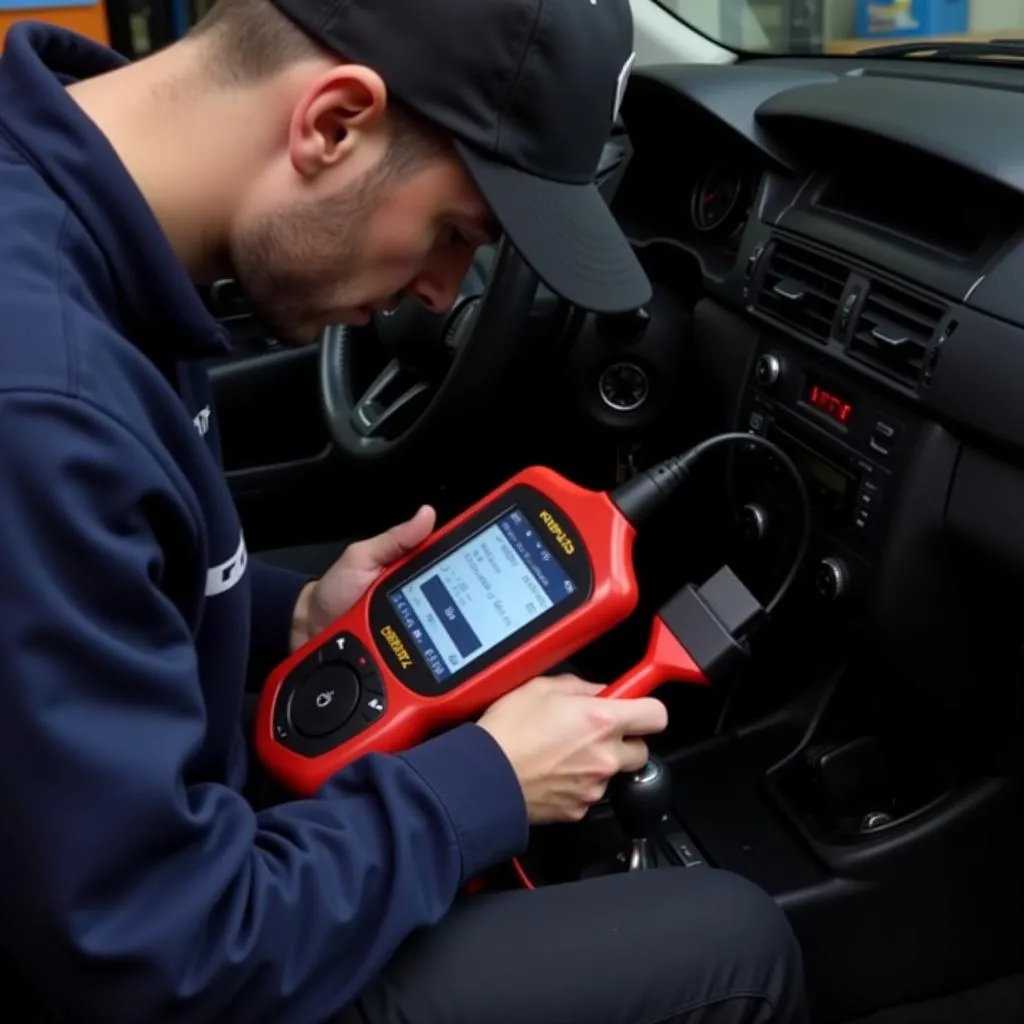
[409,247,475,314]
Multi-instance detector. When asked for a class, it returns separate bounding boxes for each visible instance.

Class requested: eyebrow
[456,206,501,244]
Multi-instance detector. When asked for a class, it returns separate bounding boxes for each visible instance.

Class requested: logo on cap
[613,52,635,123]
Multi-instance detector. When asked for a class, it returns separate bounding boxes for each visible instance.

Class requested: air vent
[848,280,945,388]
[755,240,849,342]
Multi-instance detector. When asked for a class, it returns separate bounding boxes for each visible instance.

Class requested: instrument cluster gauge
[690,165,747,235]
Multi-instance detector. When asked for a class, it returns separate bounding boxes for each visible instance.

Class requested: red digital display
[807,382,853,424]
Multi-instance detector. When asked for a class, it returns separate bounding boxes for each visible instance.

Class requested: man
[0,0,807,1021]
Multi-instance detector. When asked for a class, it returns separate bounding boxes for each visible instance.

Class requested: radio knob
[815,557,850,601]
[737,502,769,543]
[755,353,783,387]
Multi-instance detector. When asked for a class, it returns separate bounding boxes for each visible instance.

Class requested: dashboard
[610,54,1024,699]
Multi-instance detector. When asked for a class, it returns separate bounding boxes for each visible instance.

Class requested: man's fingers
[537,675,606,697]
[532,678,668,734]
[617,737,651,774]
[603,696,669,737]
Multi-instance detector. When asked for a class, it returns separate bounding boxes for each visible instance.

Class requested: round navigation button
[290,665,360,738]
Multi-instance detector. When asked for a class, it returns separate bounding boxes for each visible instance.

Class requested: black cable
[611,431,812,618]
[678,432,812,618]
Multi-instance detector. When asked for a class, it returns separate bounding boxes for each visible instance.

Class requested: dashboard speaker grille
[849,280,945,387]
[755,239,849,343]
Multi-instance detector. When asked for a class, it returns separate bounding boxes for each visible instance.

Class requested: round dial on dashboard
[598,361,649,412]
[755,353,783,387]
[691,165,745,233]
[737,502,769,544]
[815,557,850,602]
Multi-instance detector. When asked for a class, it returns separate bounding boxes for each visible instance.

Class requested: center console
[516,319,1024,1021]
[522,337,933,892]
[731,336,921,609]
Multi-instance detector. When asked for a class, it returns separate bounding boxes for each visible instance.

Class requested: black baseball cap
[270,0,651,313]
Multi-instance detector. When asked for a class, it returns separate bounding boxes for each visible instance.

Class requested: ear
[287,65,388,180]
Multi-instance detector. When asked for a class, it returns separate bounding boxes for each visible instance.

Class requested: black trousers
[245,689,806,1024]
[335,865,807,1024]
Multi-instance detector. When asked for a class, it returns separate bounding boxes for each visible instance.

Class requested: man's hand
[477,674,669,824]
[290,506,436,651]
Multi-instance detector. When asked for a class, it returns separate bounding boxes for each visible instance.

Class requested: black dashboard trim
[621,59,1024,459]
[755,74,1024,199]
[630,65,833,169]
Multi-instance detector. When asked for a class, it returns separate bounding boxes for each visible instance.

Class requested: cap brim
[455,141,651,314]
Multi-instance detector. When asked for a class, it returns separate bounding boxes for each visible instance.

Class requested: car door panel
[208,345,328,478]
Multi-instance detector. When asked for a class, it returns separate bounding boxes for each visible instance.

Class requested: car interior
[217,38,1024,1024]
[213,41,1024,1019]
[6,0,1023,1020]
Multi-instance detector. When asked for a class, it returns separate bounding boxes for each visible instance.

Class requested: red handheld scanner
[256,455,767,796]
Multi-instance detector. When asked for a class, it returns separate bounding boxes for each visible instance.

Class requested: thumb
[357,505,437,569]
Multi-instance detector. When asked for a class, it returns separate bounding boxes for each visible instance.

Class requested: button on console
[664,829,706,868]
[869,419,900,457]
[290,664,360,738]
[852,478,882,532]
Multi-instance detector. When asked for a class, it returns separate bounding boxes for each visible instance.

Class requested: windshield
[655,0,1024,56]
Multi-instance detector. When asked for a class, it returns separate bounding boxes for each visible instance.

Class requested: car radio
[732,339,918,602]
[761,419,871,537]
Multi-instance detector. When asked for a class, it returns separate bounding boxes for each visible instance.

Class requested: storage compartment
[947,444,1024,585]
[767,661,955,844]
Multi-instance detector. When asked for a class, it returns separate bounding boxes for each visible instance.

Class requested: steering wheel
[320,239,540,464]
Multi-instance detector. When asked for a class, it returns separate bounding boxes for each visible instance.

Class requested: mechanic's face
[228,69,496,345]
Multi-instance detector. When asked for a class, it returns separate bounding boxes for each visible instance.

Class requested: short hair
[190,0,327,84]
[190,0,447,170]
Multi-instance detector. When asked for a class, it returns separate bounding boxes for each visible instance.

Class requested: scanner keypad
[274,631,388,756]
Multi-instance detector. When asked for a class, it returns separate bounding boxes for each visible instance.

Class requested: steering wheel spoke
[319,238,540,462]
[351,359,431,438]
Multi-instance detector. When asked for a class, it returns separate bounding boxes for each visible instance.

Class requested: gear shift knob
[607,756,672,870]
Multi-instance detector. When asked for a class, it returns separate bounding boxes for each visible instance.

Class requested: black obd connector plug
[658,565,764,684]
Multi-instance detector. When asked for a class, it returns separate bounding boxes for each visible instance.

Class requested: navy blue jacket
[0,23,527,1022]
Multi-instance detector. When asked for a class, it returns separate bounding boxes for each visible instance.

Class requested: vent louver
[848,280,945,388]
[755,240,849,343]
